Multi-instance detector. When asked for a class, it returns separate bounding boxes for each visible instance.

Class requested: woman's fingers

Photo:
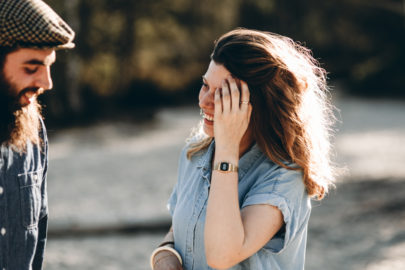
[240,81,250,111]
[214,88,222,115]
[215,78,250,115]
[227,76,240,111]
[213,78,251,147]
[221,80,231,112]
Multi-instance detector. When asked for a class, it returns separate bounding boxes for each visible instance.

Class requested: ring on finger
[240,101,249,104]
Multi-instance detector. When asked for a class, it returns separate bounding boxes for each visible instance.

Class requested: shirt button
[0,186,3,194]
[1,228,6,236]
[33,174,38,181]
[187,247,192,252]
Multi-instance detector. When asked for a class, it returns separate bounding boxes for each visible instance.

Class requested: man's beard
[0,73,43,152]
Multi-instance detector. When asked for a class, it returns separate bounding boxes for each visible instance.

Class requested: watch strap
[213,162,238,173]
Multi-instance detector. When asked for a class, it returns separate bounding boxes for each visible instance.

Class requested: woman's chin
[203,125,214,138]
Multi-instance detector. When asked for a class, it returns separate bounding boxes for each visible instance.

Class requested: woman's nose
[199,89,214,109]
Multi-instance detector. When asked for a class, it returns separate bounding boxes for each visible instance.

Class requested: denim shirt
[0,119,48,270]
[168,141,311,270]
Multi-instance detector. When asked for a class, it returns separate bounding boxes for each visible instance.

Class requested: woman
[150,28,336,270]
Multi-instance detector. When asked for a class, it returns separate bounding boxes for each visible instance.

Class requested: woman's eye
[24,67,38,74]
[202,82,208,89]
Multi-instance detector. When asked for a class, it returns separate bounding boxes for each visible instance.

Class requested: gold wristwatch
[213,162,238,173]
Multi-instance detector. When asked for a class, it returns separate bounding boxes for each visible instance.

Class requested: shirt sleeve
[32,214,48,270]
[241,168,308,253]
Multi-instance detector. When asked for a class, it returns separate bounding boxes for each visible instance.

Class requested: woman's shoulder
[178,138,213,170]
[242,156,310,225]
[181,136,213,159]
[253,157,306,197]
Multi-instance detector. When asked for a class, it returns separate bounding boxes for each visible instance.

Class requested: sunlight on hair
[187,29,339,199]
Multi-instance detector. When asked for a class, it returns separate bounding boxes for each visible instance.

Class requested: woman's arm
[160,226,175,247]
[204,77,284,269]
[205,163,284,269]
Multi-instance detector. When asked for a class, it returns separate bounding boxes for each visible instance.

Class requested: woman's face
[199,60,231,137]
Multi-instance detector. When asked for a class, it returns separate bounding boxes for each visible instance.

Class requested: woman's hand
[214,76,252,157]
[152,249,183,270]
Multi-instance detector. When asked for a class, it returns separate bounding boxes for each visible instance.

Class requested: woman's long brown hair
[187,28,336,199]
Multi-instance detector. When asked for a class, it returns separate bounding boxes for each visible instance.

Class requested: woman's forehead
[203,60,231,86]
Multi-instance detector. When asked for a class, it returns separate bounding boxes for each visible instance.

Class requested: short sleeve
[241,169,308,253]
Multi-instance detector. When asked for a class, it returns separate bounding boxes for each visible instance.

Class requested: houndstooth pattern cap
[0,0,75,49]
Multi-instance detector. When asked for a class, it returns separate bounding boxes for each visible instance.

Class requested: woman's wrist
[214,152,239,166]
[158,241,174,247]
[158,229,174,247]
[214,143,239,159]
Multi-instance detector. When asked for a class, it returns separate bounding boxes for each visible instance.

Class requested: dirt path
[44,97,405,270]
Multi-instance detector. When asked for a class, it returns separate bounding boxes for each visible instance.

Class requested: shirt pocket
[18,169,43,229]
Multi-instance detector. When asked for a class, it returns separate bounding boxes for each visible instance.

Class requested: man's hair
[0,46,17,65]
[187,28,337,200]
[0,47,16,144]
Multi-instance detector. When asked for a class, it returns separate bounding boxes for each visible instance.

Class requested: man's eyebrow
[24,58,55,66]
[24,59,45,65]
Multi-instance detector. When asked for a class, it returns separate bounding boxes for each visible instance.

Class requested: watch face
[220,162,229,171]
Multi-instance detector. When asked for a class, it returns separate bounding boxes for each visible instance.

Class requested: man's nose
[35,67,53,90]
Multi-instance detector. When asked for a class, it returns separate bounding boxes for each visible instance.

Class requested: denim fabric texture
[0,119,48,270]
[168,141,311,270]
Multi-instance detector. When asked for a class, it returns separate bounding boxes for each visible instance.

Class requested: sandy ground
[43,96,405,270]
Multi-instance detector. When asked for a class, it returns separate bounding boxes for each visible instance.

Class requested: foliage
[42,0,405,123]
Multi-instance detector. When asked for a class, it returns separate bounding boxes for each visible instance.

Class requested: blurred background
[38,0,405,269]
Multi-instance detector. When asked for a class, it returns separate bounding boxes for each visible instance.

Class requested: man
[0,0,74,269]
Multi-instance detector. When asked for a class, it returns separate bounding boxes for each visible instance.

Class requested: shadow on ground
[307,178,405,270]
[44,178,405,270]
[43,97,405,270]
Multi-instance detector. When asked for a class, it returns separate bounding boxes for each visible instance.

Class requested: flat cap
[0,0,75,49]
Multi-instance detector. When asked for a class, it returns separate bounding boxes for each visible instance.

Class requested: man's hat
[0,0,75,49]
